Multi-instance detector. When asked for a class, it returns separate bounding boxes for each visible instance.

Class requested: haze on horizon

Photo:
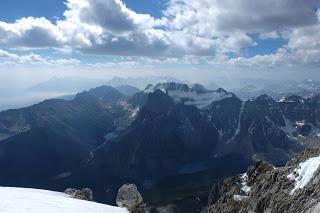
[0,0,319,107]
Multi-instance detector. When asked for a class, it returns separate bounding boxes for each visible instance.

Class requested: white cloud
[0,0,318,68]
[228,9,320,67]
[0,49,80,66]
[165,0,318,34]
[0,17,63,48]
[259,31,280,40]
[219,33,257,53]
[53,58,81,66]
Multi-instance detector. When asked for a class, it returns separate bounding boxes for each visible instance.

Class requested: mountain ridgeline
[0,82,319,206]
[208,146,320,213]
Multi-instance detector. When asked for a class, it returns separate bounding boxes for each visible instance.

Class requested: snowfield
[287,155,320,194]
[0,187,129,213]
[168,90,233,109]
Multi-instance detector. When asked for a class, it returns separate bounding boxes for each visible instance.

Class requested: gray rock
[208,146,320,213]
[64,188,93,201]
[116,184,144,212]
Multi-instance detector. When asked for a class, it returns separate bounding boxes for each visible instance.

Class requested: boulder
[116,184,143,212]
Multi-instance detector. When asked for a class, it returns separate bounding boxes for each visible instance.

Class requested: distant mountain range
[0,82,319,206]
[27,76,180,94]
[227,79,320,101]
[0,76,178,112]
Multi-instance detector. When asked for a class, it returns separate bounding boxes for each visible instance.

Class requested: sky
[0,0,319,88]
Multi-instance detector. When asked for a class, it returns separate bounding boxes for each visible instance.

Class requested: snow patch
[296,120,306,127]
[278,97,286,102]
[233,194,249,202]
[240,173,251,193]
[129,107,140,118]
[287,155,320,194]
[0,187,128,213]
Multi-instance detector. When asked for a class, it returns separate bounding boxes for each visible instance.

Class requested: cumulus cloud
[164,0,318,35]
[0,0,319,67]
[228,9,320,67]
[0,49,80,66]
[0,17,62,48]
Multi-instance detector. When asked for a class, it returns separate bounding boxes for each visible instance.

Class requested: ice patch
[287,155,320,194]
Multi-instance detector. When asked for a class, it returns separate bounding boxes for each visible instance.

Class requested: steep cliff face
[0,86,127,186]
[208,146,320,213]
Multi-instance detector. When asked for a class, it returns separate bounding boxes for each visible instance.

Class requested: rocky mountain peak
[216,88,228,94]
[154,82,190,93]
[255,94,276,103]
[143,82,234,109]
[191,84,207,93]
[279,95,304,103]
[75,85,124,103]
[208,146,320,213]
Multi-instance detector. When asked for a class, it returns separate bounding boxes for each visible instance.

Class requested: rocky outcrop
[116,184,148,213]
[208,146,320,213]
[64,188,93,201]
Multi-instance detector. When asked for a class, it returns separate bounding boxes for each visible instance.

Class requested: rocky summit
[208,146,320,213]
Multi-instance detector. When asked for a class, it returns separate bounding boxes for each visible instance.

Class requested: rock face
[64,188,93,201]
[208,146,320,213]
[116,184,144,212]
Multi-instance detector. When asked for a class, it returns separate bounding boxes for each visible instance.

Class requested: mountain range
[0,82,319,208]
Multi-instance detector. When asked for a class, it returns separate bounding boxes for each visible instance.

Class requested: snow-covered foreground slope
[0,187,129,213]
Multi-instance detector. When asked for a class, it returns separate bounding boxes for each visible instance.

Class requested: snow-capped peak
[143,82,233,109]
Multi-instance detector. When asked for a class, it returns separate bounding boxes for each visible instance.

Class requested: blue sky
[0,0,319,83]
[0,0,168,21]
[0,0,66,22]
